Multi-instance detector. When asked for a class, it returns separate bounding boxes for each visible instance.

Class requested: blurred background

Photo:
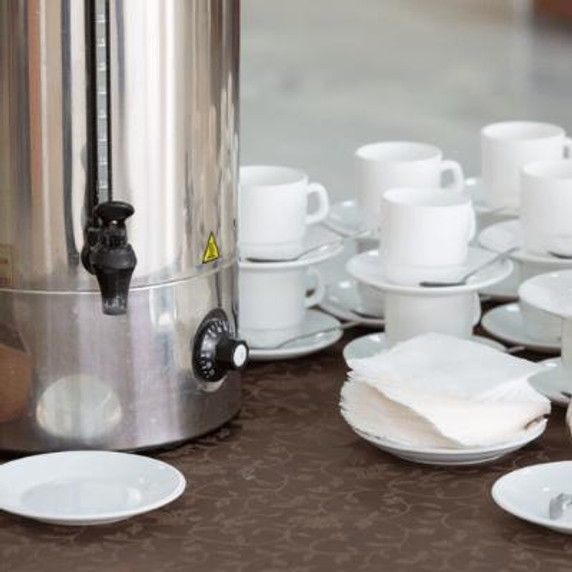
[241,0,572,204]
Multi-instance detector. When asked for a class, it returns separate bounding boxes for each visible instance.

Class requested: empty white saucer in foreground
[352,420,545,467]
[492,462,572,534]
[0,451,186,526]
[530,358,571,407]
[319,279,384,328]
[347,246,513,295]
[323,200,363,237]
[343,332,505,363]
[482,303,560,354]
[248,310,342,361]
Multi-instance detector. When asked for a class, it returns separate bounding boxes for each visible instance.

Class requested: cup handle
[472,292,482,326]
[440,159,465,191]
[305,267,325,308]
[306,182,330,225]
[564,137,572,159]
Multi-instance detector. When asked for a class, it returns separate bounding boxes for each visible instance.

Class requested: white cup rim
[355,141,442,163]
[522,159,572,181]
[383,187,471,208]
[482,121,564,141]
[240,165,308,188]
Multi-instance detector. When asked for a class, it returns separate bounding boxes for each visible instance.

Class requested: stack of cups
[352,142,467,326]
[379,187,479,344]
[238,166,332,348]
[479,121,572,342]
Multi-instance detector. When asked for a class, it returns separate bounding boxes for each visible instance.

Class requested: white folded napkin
[342,333,550,448]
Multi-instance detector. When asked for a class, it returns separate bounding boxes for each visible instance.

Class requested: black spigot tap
[87,201,137,316]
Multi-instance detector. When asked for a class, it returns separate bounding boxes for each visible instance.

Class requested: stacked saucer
[519,270,572,406]
[238,166,343,360]
[347,245,512,353]
[479,218,570,353]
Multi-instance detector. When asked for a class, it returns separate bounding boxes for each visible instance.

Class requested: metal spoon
[245,230,372,263]
[419,247,518,288]
[267,320,363,350]
[549,251,572,260]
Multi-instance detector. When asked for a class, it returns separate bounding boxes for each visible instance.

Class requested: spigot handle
[95,201,135,226]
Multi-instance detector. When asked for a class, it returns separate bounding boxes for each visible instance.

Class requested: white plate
[530,358,571,407]
[323,200,363,237]
[465,177,519,216]
[352,420,546,466]
[482,303,560,354]
[492,462,572,534]
[346,246,513,295]
[479,220,572,267]
[519,270,572,319]
[248,310,343,361]
[343,332,505,363]
[479,264,520,301]
[319,279,385,328]
[0,451,186,526]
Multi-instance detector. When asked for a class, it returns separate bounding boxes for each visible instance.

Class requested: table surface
[2,329,572,572]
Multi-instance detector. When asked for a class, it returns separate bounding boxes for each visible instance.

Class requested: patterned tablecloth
[1,330,572,572]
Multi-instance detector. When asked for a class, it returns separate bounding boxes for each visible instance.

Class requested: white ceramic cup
[385,292,481,345]
[239,166,330,260]
[380,187,476,285]
[481,121,572,210]
[355,142,464,231]
[521,160,572,257]
[239,265,325,348]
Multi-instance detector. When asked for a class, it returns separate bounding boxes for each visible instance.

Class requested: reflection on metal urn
[0,0,247,453]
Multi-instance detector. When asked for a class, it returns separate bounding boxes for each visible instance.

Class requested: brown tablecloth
[2,331,572,572]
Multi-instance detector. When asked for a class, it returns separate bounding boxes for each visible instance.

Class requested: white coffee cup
[239,264,325,348]
[385,292,481,345]
[355,142,464,231]
[380,187,476,285]
[239,166,330,260]
[521,160,572,257]
[481,121,572,210]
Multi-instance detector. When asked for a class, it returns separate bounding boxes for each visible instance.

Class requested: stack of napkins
[341,334,551,449]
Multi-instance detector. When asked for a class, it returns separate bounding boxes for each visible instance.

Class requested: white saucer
[248,310,343,361]
[492,462,572,534]
[479,264,520,301]
[352,420,546,467]
[465,177,519,216]
[0,451,186,526]
[519,270,572,319]
[343,332,505,363]
[479,219,572,268]
[346,246,513,295]
[319,279,385,328]
[324,200,363,237]
[481,303,560,354]
[530,358,571,407]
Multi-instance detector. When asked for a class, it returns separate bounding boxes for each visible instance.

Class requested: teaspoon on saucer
[419,247,517,288]
[268,320,364,350]
[245,230,372,263]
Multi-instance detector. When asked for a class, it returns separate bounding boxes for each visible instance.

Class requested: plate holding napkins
[341,334,551,454]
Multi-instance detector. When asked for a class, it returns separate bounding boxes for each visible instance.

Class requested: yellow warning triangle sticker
[202,232,220,264]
